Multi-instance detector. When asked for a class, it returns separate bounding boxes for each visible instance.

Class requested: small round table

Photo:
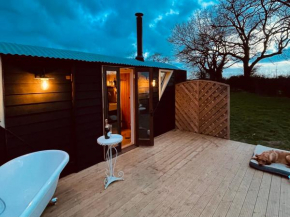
[97,134,124,189]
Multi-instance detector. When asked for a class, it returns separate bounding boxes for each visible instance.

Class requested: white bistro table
[97,134,124,189]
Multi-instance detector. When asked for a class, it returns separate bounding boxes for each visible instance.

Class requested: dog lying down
[249,145,290,179]
[252,150,290,167]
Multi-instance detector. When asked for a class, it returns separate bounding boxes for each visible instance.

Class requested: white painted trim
[0,55,5,128]
[159,69,173,100]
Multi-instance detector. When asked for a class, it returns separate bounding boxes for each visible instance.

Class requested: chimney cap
[135,13,143,17]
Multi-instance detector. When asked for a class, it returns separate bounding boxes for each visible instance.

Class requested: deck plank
[99,136,209,217]
[41,130,289,217]
[198,145,253,217]
[137,140,238,217]
[44,130,189,216]
[173,143,248,217]
[265,175,281,217]
[151,141,241,217]
[118,140,215,217]
[238,170,264,217]
[252,173,272,217]
[76,133,204,217]
[181,146,242,217]
[279,177,290,217]
[224,164,255,217]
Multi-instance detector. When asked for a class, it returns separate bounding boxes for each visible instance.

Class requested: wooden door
[102,66,121,152]
[135,68,154,146]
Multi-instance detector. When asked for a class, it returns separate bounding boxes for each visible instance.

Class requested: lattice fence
[176,80,230,139]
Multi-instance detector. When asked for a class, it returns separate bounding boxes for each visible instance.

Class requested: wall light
[35,73,54,90]
[41,78,49,90]
[152,79,156,87]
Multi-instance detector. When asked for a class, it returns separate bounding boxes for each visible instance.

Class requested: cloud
[198,0,217,8]
[1,0,287,78]
[0,0,200,58]
[149,9,179,28]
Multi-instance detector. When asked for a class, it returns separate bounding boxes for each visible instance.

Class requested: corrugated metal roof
[0,42,180,70]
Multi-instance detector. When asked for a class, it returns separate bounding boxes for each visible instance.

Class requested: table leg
[104,145,124,189]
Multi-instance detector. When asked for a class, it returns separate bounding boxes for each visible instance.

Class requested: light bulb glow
[152,79,156,87]
[41,79,49,90]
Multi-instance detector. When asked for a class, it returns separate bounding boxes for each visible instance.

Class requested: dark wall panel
[5,110,72,128]
[153,70,186,137]
[0,126,7,165]
[74,62,104,171]
[2,56,75,175]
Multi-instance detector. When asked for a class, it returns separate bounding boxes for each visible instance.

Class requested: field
[230,91,290,150]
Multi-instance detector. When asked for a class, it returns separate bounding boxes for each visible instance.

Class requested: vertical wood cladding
[74,62,103,171]
[153,70,186,137]
[2,56,74,175]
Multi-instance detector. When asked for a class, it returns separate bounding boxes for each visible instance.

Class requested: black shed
[0,42,186,175]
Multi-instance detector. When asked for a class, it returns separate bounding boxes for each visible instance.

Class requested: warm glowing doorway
[120,68,134,148]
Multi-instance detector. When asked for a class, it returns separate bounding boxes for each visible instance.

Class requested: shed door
[135,68,154,146]
[102,66,121,152]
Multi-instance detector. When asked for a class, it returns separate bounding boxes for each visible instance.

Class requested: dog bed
[249,145,290,179]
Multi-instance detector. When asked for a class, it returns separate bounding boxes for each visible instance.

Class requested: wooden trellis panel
[176,80,230,139]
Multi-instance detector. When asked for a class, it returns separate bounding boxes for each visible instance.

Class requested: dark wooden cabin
[0,42,186,175]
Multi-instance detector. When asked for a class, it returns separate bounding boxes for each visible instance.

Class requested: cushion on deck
[249,145,290,179]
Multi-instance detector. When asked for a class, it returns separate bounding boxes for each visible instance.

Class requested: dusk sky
[0,0,289,77]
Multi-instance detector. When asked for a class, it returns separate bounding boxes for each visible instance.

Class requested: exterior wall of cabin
[0,54,186,175]
[2,55,76,175]
[1,55,106,174]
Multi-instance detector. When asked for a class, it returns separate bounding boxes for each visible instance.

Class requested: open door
[102,66,121,152]
[135,68,154,146]
[120,68,135,149]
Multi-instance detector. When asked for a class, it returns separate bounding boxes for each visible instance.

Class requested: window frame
[158,69,173,100]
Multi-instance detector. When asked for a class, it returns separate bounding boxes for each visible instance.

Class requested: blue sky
[0,0,203,57]
[0,0,289,77]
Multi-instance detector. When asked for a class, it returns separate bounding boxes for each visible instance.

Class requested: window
[159,69,173,100]
[0,56,4,128]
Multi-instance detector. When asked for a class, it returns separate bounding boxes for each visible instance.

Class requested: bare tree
[169,9,231,81]
[216,0,290,78]
[147,53,171,63]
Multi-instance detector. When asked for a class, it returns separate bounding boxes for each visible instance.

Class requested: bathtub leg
[49,197,58,205]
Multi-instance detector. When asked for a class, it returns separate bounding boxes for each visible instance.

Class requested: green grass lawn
[230,91,290,150]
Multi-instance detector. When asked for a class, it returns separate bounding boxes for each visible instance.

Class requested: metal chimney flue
[135,12,144,61]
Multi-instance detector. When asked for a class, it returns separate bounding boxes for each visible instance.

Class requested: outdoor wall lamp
[152,79,156,87]
[35,71,54,90]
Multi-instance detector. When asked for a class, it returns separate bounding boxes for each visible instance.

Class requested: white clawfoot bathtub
[0,150,69,217]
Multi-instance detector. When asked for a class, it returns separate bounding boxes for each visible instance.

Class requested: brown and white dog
[252,150,290,167]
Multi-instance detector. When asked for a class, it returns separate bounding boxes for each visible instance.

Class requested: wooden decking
[42,130,290,217]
